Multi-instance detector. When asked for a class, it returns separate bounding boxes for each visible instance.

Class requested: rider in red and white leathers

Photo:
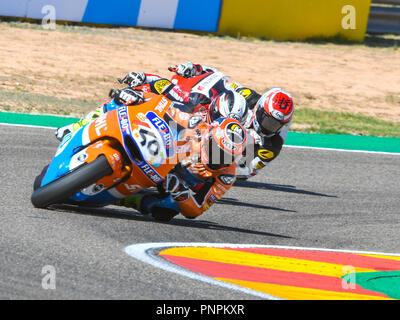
[119,63,295,180]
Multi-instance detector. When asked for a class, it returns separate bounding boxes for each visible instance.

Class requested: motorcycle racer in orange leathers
[55,87,247,221]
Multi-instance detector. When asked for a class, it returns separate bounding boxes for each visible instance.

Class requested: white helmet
[252,87,294,137]
[207,91,249,125]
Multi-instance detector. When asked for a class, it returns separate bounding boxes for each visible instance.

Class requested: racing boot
[54,107,105,142]
[54,123,74,142]
[115,194,143,211]
[115,193,179,222]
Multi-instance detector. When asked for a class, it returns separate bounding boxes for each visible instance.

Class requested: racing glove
[55,124,73,141]
[163,173,190,202]
[168,62,203,78]
[236,157,267,180]
[121,72,147,87]
[111,87,144,105]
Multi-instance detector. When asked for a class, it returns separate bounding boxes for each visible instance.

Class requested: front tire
[33,164,49,191]
[31,155,113,208]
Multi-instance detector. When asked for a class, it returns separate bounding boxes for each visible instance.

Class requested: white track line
[2,122,400,155]
[124,242,400,300]
[283,144,400,156]
[0,122,55,130]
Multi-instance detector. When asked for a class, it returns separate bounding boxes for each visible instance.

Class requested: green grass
[292,108,400,138]
[1,87,399,137]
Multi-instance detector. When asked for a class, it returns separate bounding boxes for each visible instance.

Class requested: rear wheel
[31,155,113,208]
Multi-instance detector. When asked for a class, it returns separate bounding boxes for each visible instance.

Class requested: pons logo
[225,122,245,145]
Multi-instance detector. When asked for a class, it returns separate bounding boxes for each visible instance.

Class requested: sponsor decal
[214,183,227,195]
[225,122,245,145]
[131,120,150,128]
[155,96,169,113]
[60,132,72,148]
[136,112,147,122]
[255,160,265,170]
[219,174,235,185]
[221,138,238,152]
[188,116,203,129]
[146,111,175,158]
[154,80,171,94]
[138,161,163,184]
[258,149,275,160]
[204,199,214,210]
[119,107,165,171]
[124,183,143,193]
[118,105,131,135]
[209,194,217,203]
[174,190,190,202]
[200,72,224,86]
[275,96,293,110]
[94,115,107,136]
[238,88,252,98]
[55,132,75,157]
[171,86,190,100]
[230,82,239,90]
[135,126,165,165]
[271,109,284,121]
[195,72,225,93]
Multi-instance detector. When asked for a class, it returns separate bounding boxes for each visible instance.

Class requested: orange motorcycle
[31,93,196,208]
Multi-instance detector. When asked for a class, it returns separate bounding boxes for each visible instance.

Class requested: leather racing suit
[123,66,291,180]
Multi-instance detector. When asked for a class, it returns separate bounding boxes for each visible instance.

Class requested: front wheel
[31,155,113,208]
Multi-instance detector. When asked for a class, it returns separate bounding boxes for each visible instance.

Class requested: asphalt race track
[0,124,399,299]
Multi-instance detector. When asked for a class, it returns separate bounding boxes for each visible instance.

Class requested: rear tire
[31,155,113,208]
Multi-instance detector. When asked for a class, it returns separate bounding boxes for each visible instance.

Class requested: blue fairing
[41,127,85,187]
[40,111,122,205]
[104,99,119,112]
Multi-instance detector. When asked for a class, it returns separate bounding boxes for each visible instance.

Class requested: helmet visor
[256,107,284,136]
[208,99,221,123]
[203,135,235,170]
